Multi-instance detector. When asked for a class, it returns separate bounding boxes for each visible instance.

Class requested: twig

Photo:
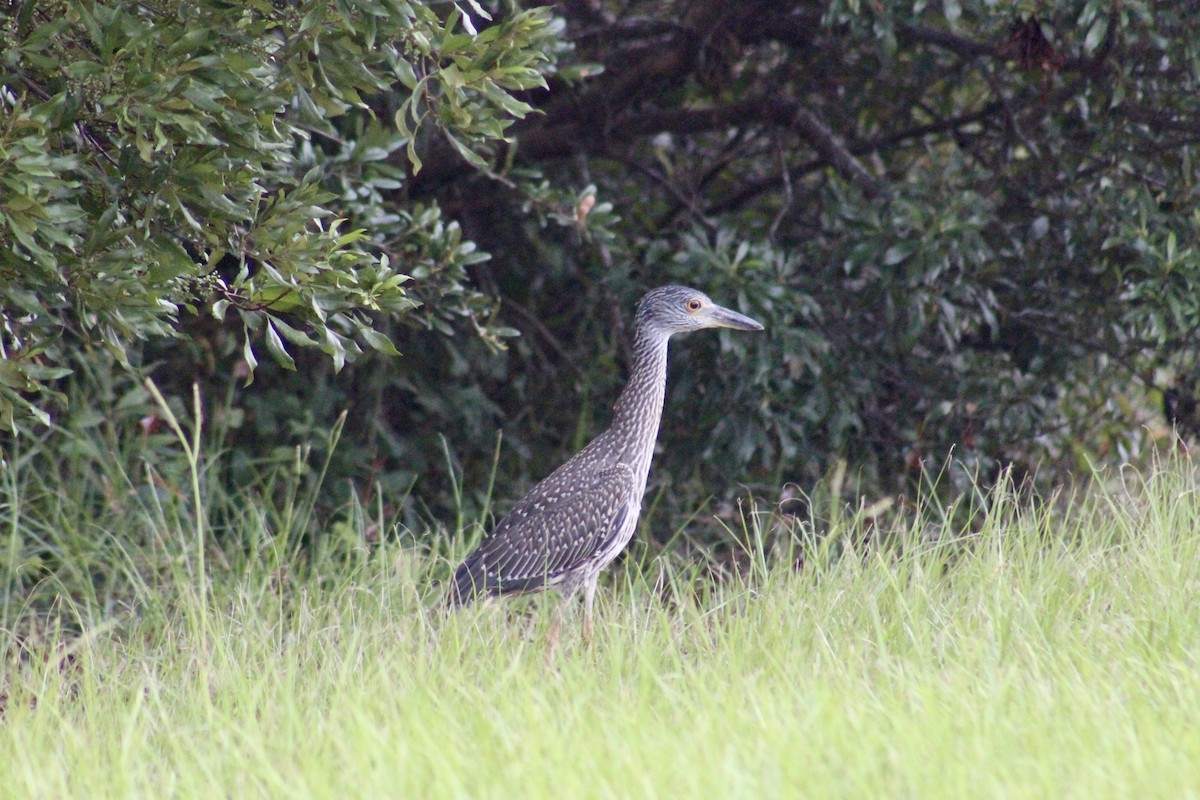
[768,144,793,242]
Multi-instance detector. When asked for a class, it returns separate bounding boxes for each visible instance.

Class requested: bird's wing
[450,463,635,599]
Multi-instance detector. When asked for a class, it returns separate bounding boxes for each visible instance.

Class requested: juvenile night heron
[446,285,763,636]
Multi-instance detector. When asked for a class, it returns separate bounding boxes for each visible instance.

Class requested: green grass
[3,400,1200,798]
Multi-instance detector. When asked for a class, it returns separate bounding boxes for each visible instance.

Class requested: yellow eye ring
[685,298,702,313]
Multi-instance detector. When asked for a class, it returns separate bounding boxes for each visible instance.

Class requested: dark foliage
[4,0,1200,548]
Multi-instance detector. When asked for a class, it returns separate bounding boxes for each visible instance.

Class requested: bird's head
[635,285,764,337]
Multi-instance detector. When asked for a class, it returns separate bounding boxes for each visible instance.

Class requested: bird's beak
[707,304,764,331]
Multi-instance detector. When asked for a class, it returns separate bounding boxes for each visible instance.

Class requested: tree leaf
[265,321,297,371]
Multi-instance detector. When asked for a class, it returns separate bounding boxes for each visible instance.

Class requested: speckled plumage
[446,286,763,627]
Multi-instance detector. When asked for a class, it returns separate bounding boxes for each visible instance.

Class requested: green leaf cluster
[0,0,556,429]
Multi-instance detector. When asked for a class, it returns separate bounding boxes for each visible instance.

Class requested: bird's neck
[609,329,670,462]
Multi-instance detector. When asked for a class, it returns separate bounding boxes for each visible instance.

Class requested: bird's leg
[544,597,565,663]
[582,577,598,642]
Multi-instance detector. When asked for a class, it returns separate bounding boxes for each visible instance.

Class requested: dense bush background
[4,0,1200,550]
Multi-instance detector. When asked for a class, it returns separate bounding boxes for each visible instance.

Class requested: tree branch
[897,22,1000,59]
[771,100,889,200]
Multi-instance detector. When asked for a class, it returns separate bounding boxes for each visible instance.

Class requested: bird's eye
[685,298,702,313]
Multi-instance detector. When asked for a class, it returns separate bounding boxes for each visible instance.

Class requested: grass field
[3,412,1200,798]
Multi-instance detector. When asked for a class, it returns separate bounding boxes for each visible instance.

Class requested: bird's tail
[445,556,487,608]
[445,557,547,607]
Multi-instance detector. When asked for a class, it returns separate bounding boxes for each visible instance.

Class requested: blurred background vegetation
[3,0,1200,568]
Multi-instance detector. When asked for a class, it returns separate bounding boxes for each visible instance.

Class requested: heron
[446,285,763,639]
